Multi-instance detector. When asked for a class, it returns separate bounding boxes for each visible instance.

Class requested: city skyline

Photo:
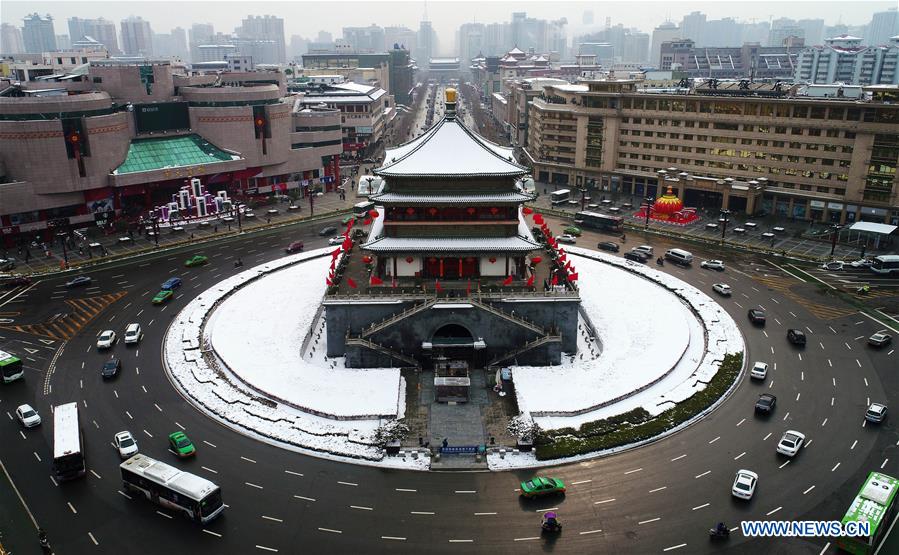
[2,0,895,56]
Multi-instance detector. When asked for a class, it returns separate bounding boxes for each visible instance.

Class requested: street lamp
[644,196,655,230]
[719,209,731,242]
[829,223,843,258]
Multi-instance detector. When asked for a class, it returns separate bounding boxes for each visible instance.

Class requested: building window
[775,126,787,134]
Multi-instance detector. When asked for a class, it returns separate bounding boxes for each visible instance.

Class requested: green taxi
[184,255,209,267]
[152,290,173,305]
[168,431,196,458]
[563,226,582,237]
[520,476,566,498]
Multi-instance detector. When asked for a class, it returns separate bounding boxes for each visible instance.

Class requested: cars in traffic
[821,261,844,271]
[168,431,196,458]
[184,255,208,268]
[700,259,726,271]
[748,308,766,325]
[731,469,758,500]
[848,258,873,268]
[124,323,143,345]
[319,226,338,236]
[665,248,694,266]
[597,241,620,253]
[101,358,121,380]
[96,330,117,349]
[0,257,15,271]
[114,431,139,459]
[66,276,92,288]
[152,290,173,305]
[563,226,582,237]
[15,404,41,427]
[755,393,777,414]
[787,329,807,346]
[866,403,887,424]
[285,241,305,254]
[624,250,650,263]
[750,361,769,380]
[0,276,31,289]
[161,277,182,290]
[556,234,577,244]
[712,283,732,297]
[868,331,892,348]
[328,236,345,246]
[776,431,806,457]
[520,477,566,498]
[633,245,653,256]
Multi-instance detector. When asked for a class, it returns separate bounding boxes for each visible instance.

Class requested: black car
[787,329,807,346]
[101,358,121,379]
[597,241,620,253]
[319,226,338,236]
[755,393,777,414]
[624,250,650,263]
[747,308,766,325]
[1,276,31,289]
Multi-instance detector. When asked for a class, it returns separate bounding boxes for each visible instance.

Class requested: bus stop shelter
[848,222,897,251]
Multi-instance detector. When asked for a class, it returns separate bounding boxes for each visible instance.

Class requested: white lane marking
[594,498,616,505]
[293,495,315,502]
[156,510,172,519]
[822,418,828,427]
[857,359,862,368]
[851,440,858,450]
[50,476,58,487]
[201,466,217,474]
[338,481,359,487]
[624,467,643,474]
[125,411,133,420]
[143,430,153,438]
[692,503,710,511]
[202,529,222,538]
[535,507,559,513]
[395,488,416,492]
[454,489,476,493]
[203,440,217,448]
[767,507,782,516]
[474,512,497,516]
[262,515,283,523]
[245,482,264,489]
[410,511,435,515]
[350,505,373,511]
[88,532,98,546]
[670,454,686,461]
[318,528,342,534]
[175,422,185,430]
[448,539,473,543]
[708,436,720,444]
[832,462,841,472]
[796,393,801,401]
[514,537,540,542]
[381,536,406,541]
[779,460,791,469]
[804,485,816,495]
[695,470,711,479]
[649,486,667,493]
[663,544,687,552]
[241,456,257,463]
[68,501,77,514]
[864,377,869,387]
[783,412,791,421]
[883,459,890,469]
[638,517,661,525]
[285,470,303,477]
[571,479,592,485]
[579,529,603,535]
[117,490,132,499]
[255,546,278,552]
[734,452,746,460]
[820,542,831,555]
[736,418,745,427]
[90,469,101,479]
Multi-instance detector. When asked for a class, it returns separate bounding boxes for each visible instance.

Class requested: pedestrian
[24,249,31,262]
[442,438,448,449]
[214,225,218,233]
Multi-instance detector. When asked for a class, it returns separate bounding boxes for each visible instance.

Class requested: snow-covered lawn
[513,246,743,432]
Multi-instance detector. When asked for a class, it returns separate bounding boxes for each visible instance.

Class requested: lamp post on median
[719,208,731,243]
[829,223,843,258]
[643,195,655,230]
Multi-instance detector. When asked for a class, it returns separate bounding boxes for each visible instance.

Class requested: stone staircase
[466,298,548,335]
[361,298,439,338]
[488,334,562,367]
[345,336,420,368]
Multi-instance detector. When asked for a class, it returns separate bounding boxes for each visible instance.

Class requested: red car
[1,276,31,289]
[285,241,304,254]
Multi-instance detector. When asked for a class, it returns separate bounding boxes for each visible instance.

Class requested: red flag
[502,275,514,286]
[565,261,573,271]
[526,275,535,287]
[363,217,372,225]
[346,218,355,228]
[551,274,558,286]
[534,214,544,225]
[368,209,379,219]
[522,207,533,215]
[326,278,332,286]
[370,275,383,285]
[331,248,341,259]
[342,238,352,250]
[329,259,335,270]
[557,248,565,255]
[435,280,443,292]
[568,272,579,281]
[347,278,357,289]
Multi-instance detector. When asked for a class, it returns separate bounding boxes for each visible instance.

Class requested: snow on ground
[207,256,402,418]
[164,248,422,467]
[513,246,744,433]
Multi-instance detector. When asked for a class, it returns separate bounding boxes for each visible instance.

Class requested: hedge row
[535,352,744,460]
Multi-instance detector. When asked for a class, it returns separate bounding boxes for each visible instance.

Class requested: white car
[849,258,873,268]
[124,323,143,345]
[712,283,732,297]
[328,236,345,246]
[701,259,726,271]
[96,330,117,349]
[556,234,577,244]
[866,403,888,423]
[776,430,806,457]
[750,361,769,380]
[821,261,844,271]
[633,245,653,256]
[114,431,139,459]
[732,469,758,500]
[15,404,41,428]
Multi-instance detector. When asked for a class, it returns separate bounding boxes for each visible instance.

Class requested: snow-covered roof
[376,117,528,178]
[369,191,535,204]
[362,235,540,253]
[508,47,525,55]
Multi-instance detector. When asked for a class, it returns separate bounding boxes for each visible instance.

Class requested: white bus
[53,402,85,480]
[871,255,899,276]
[550,189,571,205]
[121,454,224,523]
[0,350,24,383]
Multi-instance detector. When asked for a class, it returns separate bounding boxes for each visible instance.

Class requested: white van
[665,248,693,265]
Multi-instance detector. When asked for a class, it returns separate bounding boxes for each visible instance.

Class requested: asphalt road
[0,216,897,554]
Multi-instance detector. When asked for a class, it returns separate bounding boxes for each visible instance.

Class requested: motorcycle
[234,258,243,268]
[656,257,664,266]
[709,524,730,539]
[541,512,563,534]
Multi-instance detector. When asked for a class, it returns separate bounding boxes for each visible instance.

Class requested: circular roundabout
[2,226,895,555]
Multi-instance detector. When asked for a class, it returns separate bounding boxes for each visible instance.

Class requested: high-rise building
[418,21,437,62]
[68,18,119,55]
[389,46,415,105]
[796,35,899,85]
[866,8,899,46]
[769,18,804,46]
[680,11,706,45]
[384,26,417,54]
[650,21,679,66]
[154,27,188,59]
[121,16,153,57]
[239,15,285,63]
[55,34,71,50]
[741,21,771,45]
[22,13,57,53]
[797,19,825,46]
[189,23,215,47]
[458,23,485,65]
[484,23,508,56]
[343,25,386,53]
[703,17,740,47]
[1,24,25,55]
[583,11,594,26]
[577,24,648,64]
[289,35,309,60]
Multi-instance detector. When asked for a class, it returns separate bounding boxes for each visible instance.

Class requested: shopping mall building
[0,59,346,247]
[523,80,899,225]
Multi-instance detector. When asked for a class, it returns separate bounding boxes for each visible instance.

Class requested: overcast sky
[3,0,894,54]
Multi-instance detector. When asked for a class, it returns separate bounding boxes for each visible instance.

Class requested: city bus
[121,454,225,523]
[870,255,899,276]
[550,189,571,205]
[574,211,624,234]
[837,471,898,555]
[0,350,24,383]
[353,200,375,219]
[52,402,86,481]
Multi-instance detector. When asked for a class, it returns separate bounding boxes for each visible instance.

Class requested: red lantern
[368,209,379,219]
[522,207,533,215]
[489,207,499,215]
[428,207,438,216]
[534,214,544,225]
[489,257,497,264]
[466,207,476,216]
[465,257,475,263]
[405,256,414,264]
[255,116,266,128]
[406,207,416,215]
[362,256,373,264]
[531,256,542,264]
[68,132,81,144]
[429,257,437,263]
